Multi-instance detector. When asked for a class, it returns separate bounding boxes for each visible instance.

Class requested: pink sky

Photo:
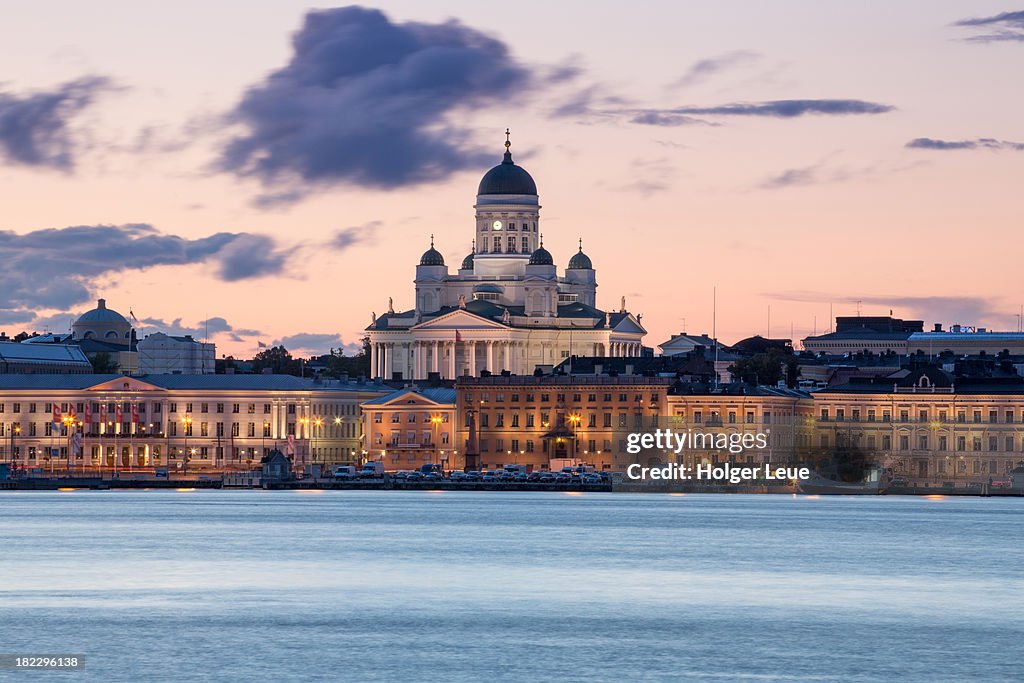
[1,1,1022,356]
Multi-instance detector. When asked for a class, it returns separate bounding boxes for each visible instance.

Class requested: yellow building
[361,387,457,472]
[0,374,388,473]
[813,366,1024,485]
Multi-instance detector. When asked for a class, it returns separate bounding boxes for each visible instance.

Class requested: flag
[52,403,62,425]
[286,434,296,456]
[455,330,462,342]
[84,403,93,425]
[72,432,82,456]
[131,403,140,424]
[99,403,107,424]
[129,309,139,324]
[115,403,124,423]
[257,341,268,349]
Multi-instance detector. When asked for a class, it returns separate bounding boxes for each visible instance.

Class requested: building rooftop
[0,341,91,366]
[0,374,392,392]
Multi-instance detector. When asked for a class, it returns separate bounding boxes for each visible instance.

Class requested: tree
[251,345,301,375]
[729,348,800,388]
[323,338,371,378]
[89,352,119,373]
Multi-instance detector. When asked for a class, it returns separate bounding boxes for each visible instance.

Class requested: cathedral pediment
[412,309,509,331]
[612,314,647,335]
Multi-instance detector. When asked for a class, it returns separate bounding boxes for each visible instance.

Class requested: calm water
[1,490,1022,682]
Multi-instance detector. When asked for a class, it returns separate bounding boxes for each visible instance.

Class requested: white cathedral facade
[366,134,646,381]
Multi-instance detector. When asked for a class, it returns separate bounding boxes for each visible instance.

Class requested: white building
[138,332,216,375]
[366,133,647,380]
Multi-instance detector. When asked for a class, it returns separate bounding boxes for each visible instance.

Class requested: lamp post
[62,415,75,477]
[180,415,193,474]
[430,415,443,473]
[568,414,581,467]
[299,416,310,469]
[262,420,270,460]
[11,424,20,475]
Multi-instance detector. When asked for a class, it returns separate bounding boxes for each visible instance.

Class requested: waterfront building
[0,341,92,374]
[0,374,389,473]
[456,374,677,472]
[658,332,723,356]
[366,133,646,381]
[659,384,814,471]
[813,364,1024,485]
[138,332,216,374]
[361,386,457,472]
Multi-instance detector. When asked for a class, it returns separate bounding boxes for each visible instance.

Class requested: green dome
[568,247,592,270]
[528,245,553,266]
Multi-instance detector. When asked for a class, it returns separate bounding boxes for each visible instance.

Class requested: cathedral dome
[461,252,475,270]
[477,133,537,195]
[568,242,593,270]
[419,237,445,266]
[528,245,553,266]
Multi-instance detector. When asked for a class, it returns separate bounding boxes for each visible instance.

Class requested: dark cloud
[139,315,262,341]
[954,10,1024,42]
[274,332,357,356]
[548,84,629,119]
[906,137,1024,151]
[330,221,381,249]
[218,6,541,201]
[630,111,714,127]
[635,99,893,124]
[0,224,293,315]
[766,291,1002,325]
[670,51,760,89]
[0,76,113,170]
[759,166,818,189]
[215,234,294,281]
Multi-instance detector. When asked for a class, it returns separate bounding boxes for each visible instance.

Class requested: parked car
[392,470,410,480]
[538,472,556,483]
[449,471,467,482]
[582,473,602,484]
[514,472,529,482]
[424,472,441,481]
[465,471,482,481]
[482,472,498,482]
[554,473,572,484]
[406,472,424,482]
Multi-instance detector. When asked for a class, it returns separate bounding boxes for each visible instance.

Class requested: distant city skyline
[1,2,1022,356]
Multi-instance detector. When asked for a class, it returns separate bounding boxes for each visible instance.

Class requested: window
[820,409,829,421]
[201,403,209,413]
[231,423,239,437]
[374,413,383,423]
[526,414,535,428]
[989,410,998,423]
[918,435,928,450]
[216,403,224,413]
[603,414,612,428]
[939,436,948,451]
[248,423,256,437]
[918,410,928,422]
[867,410,876,422]
[232,404,241,414]
[900,436,909,450]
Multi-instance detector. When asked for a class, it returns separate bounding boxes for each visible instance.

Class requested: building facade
[361,387,457,472]
[138,332,216,374]
[366,134,646,381]
[0,374,389,473]
[814,366,1024,485]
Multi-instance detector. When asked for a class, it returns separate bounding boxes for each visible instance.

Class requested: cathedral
[366,133,647,380]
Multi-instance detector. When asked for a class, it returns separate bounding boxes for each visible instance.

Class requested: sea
[1,490,1022,682]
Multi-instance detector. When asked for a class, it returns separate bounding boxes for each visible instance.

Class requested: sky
[1,1,1022,356]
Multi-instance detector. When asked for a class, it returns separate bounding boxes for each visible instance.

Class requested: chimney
[933,323,943,332]
[97,298,106,309]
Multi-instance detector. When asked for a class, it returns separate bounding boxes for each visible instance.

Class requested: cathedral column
[448,341,456,379]
[503,341,510,373]
[431,341,439,375]
[469,341,477,378]
[371,343,378,379]
[483,341,492,374]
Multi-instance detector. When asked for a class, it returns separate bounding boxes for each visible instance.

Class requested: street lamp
[430,415,443,473]
[568,414,581,466]
[262,420,270,459]
[62,415,75,477]
[180,415,193,474]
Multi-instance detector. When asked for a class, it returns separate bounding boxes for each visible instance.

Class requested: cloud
[330,221,381,249]
[670,50,760,89]
[0,223,293,315]
[274,332,359,356]
[634,99,894,125]
[548,84,629,119]
[759,166,819,189]
[906,137,1024,151]
[139,316,262,341]
[954,10,1024,42]
[766,291,1003,326]
[0,76,113,170]
[217,6,543,201]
